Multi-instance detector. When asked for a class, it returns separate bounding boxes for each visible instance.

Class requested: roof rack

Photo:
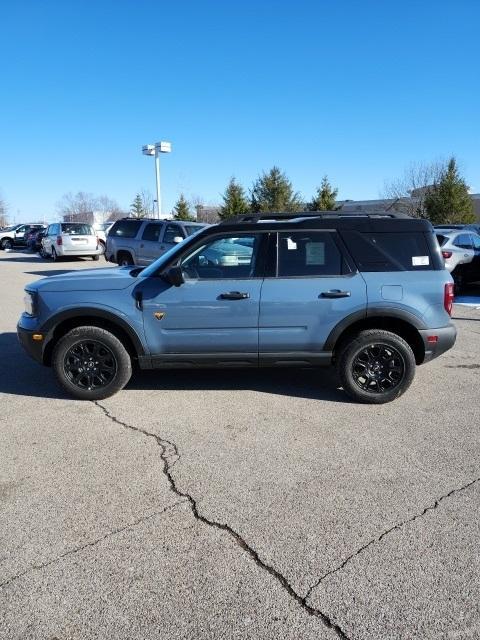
[219,210,412,224]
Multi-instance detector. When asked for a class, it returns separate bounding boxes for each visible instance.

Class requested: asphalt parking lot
[1,250,479,640]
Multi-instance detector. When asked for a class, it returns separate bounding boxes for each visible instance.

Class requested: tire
[51,247,58,261]
[92,255,100,261]
[98,241,106,254]
[117,251,134,266]
[1,238,13,250]
[39,246,48,259]
[337,329,416,404]
[52,326,132,400]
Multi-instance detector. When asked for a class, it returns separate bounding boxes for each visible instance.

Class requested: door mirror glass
[173,236,183,244]
[164,265,184,287]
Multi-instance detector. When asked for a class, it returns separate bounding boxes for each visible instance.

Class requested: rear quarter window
[342,231,434,271]
[109,220,143,238]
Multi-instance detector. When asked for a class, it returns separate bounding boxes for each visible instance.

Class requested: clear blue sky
[1,0,479,222]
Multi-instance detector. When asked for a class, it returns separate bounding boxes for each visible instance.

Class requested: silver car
[435,228,480,289]
[41,222,102,261]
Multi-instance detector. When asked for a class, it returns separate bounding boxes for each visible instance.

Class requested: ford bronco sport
[18,211,456,403]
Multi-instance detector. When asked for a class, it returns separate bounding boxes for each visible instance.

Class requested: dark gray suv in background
[106,218,207,266]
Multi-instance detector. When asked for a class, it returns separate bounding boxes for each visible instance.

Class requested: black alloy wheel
[63,340,118,391]
[351,343,405,394]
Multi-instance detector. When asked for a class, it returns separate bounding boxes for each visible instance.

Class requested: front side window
[163,224,183,244]
[277,232,345,277]
[181,234,261,279]
[142,223,162,242]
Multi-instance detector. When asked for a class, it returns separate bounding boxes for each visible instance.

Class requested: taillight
[442,251,452,259]
[56,236,62,246]
[444,282,454,315]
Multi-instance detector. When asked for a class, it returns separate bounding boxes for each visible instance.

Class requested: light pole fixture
[142,141,172,218]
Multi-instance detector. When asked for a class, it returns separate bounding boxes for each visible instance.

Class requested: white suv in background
[435,228,480,290]
[41,222,102,261]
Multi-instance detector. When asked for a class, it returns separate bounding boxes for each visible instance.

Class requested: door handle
[219,291,250,300]
[320,290,351,299]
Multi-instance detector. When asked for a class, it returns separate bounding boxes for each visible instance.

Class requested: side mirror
[164,265,184,287]
[173,236,183,244]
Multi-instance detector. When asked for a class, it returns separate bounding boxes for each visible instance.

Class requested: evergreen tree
[219,178,250,219]
[130,194,146,218]
[309,176,338,211]
[173,194,195,221]
[250,166,303,213]
[424,158,475,224]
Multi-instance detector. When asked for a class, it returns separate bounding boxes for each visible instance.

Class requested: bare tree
[383,161,446,217]
[97,195,123,223]
[57,191,99,223]
[0,192,8,228]
[140,190,155,217]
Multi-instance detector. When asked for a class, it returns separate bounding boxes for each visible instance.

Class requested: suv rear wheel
[117,251,134,266]
[337,329,415,404]
[52,326,132,400]
[1,238,13,250]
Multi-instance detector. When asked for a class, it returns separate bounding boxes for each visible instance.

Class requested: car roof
[214,211,433,234]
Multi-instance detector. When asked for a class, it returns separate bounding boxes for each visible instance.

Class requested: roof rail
[219,210,412,224]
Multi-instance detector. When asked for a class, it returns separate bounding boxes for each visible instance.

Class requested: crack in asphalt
[304,475,480,603]
[0,501,184,590]
[94,401,351,640]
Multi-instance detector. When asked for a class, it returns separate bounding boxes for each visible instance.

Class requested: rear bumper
[419,324,457,363]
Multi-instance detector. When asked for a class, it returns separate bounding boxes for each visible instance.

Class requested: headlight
[23,291,36,316]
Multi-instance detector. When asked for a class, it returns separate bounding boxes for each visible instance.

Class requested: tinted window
[472,235,480,250]
[278,232,344,277]
[181,234,260,279]
[142,223,162,241]
[110,220,142,238]
[184,224,206,236]
[60,223,93,235]
[454,234,473,249]
[163,224,183,244]
[343,231,432,271]
[436,234,448,247]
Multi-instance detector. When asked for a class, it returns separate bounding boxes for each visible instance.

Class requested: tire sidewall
[52,326,132,400]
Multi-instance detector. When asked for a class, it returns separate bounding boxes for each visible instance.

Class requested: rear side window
[453,234,473,250]
[60,223,93,235]
[142,223,162,241]
[277,232,346,277]
[343,231,433,271]
[109,220,142,238]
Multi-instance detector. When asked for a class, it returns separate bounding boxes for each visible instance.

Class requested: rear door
[61,223,97,252]
[259,230,367,362]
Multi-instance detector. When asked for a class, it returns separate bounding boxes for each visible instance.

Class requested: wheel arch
[326,309,427,365]
[42,309,145,366]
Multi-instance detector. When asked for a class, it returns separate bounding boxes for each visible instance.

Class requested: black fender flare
[324,307,426,351]
[41,307,146,356]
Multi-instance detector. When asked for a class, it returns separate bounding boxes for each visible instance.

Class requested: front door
[136,222,163,266]
[259,231,367,362]
[140,232,266,364]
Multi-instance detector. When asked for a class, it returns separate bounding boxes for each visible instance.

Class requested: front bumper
[419,324,457,363]
[17,324,46,365]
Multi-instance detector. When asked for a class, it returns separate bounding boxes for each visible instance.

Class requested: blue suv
[17,212,456,404]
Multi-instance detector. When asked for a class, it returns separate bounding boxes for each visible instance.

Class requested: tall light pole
[142,141,172,218]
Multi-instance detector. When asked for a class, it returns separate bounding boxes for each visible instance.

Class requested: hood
[27,266,138,293]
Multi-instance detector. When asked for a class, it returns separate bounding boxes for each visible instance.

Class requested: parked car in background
[19,211,456,404]
[25,227,47,252]
[93,222,114,254]
[435,228,480,290]
[40,222,102,261]
[435,223,480,235]
[106,218,207,266]
[0,223,46,250]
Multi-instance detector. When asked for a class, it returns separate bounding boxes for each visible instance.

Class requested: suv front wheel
[52,326,132,400]
[337,329,415,404]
